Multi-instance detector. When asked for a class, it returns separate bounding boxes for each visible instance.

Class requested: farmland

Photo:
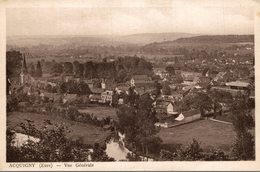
[7,112,111,146]
[158,120,236,152]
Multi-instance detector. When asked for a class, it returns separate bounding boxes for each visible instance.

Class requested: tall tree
[22,54,28,74]
[231,97,255,160]
[161,82,171,95]
[29,63,35,77]
[117,93,161,156]
[35,61,43,77]
[6,51,23,78]
[73,60,80,76]
[63,62,73,74]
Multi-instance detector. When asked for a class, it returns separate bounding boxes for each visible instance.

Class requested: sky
[6,0,255,36]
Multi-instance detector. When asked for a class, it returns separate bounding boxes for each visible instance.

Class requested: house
[118,98,124,105]
[171,92,183,101]
[100,90,114,104]
[249,90,255,100]
[155,101,179,118]
[89,94,101,103]
[181,71,202,85]
[153,68,168,79]
[91,88,104,95]
[212,72,227,83]
[225,81,250,90]
[211,86,245,97]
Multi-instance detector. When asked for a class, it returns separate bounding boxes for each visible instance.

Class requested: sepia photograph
[1,0,260,170]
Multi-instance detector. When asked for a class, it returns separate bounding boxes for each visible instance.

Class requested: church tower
[101,79,106,89]
[130,77,135,87]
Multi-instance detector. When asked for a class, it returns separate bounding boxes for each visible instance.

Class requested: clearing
[158,119,236,152]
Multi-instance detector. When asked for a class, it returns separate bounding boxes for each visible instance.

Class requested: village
[4,0,257,164]
[10,52,254,125]
[7,43,255,159]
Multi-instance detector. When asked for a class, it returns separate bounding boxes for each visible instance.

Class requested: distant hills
[115,32,197,45]
[7,33,254,48]
[7,32,197,47]
[174,35,254,44]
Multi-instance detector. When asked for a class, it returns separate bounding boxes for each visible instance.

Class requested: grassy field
[158,120,236,152]
[78,106,118,121]
[7,112,111,146]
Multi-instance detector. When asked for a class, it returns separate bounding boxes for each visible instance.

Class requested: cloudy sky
[6,0,255,36]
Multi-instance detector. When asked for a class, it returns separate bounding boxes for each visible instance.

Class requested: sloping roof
[156,101,173,109]
[225,81,250,88]
[213,72,226,81]
[89,94,101,100]
[91,88,104,94]
[182,109,200,117]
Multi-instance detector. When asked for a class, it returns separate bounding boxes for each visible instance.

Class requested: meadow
[7,112,111,146]
[158,120,236,152]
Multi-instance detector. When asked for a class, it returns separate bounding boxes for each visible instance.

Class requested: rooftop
[225,81,250,88]
[181,109,200,117]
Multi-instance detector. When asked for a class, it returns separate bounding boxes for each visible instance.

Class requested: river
[13,132,153,161]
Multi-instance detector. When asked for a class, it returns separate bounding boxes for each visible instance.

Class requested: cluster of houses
[12,56,254,129]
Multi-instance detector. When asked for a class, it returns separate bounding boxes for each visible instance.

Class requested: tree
[231,97,255,160]
[52,62,63,74]
[58,82,67,94]
[165,65,175,76]
[6,51,23,78]
[161,82,171,95]
[172,74,183,84]
[116,69,127,83]
[29,63,36,77]
[126,87,139,107]
[77,81,91,95]
[73,60,80,76]
[126,152,142,161]
[207,90,233,116]
[154,81,162,97]
[7,120,91,162]
[181,91,213,116]
[91,143,114,161]
[22,55,28,74]
[63,62,73,74]
[117,94,161,156]
[35,61,43,77]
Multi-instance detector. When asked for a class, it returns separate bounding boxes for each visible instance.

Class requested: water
[13,132,153,161]
[105,138,131,161]
[105,132,154,161]
[12,132,39,147]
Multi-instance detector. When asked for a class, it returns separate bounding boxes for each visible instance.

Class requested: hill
[116,32,197,45]
[174,35,254,44]
[141,34,254,50]
[7,32,198,47]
